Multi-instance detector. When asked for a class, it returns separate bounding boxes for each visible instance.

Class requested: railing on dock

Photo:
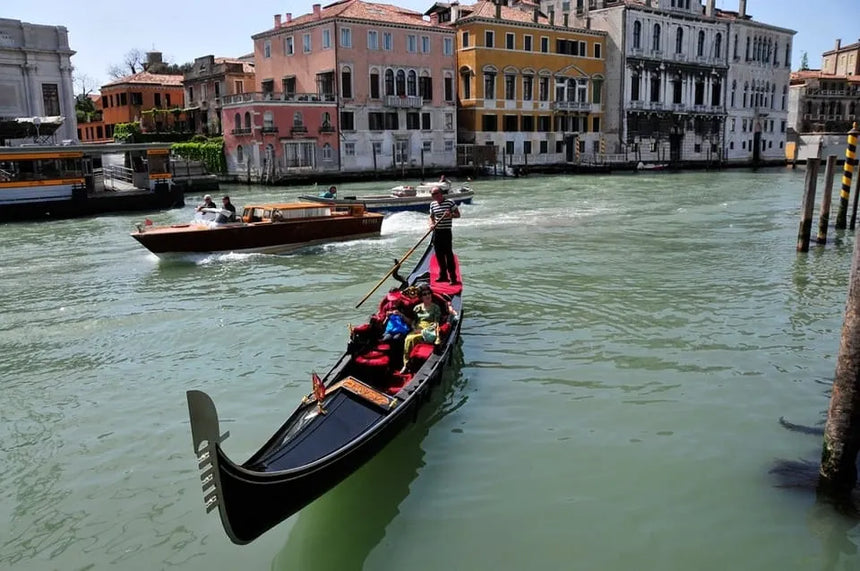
[103,164,136,191]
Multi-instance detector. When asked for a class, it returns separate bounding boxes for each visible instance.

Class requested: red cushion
[409,343,435,361]
[355,353,390,367]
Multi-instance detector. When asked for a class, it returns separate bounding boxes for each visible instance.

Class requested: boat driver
[215,196,237,224]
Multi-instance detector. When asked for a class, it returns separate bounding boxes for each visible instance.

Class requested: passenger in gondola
[401,285,442,370]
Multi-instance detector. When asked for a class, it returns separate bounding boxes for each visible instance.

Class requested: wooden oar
[355,213,449,309]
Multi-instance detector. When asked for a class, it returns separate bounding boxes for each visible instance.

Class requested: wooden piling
[797,158,819,252]
[850,164,860,230]
[834,123,858,229]
[819,238,860,495]
[816,155,838,245]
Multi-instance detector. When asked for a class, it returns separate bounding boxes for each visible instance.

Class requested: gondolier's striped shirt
[430,199,457,230]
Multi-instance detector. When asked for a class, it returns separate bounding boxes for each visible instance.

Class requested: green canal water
[1,169,859,570]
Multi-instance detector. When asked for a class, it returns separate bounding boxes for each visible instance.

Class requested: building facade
[788,70,860,135]
[222,0,457,179]
[183,55,255,136]
[440,0,606,166]
[721,3,794,164]
[0,18,77,144]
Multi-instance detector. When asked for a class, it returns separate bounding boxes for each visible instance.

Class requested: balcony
[230,128,253,135]
[384,95,423,108]
[222,92,337,105]
[552,100,591,111]
[261,125,279,134]
[319,124,336,134]
[290,125,308,135]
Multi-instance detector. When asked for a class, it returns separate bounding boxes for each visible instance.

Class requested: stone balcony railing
[222,92,337,105]
[384,95,423,108]
[552,100,592,111]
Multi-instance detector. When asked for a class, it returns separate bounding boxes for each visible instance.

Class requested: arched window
[234,113,241,131]
[675,28,683,54]
[396,70,406,96]
[715,33,722,58]
[652,24,661,52]
[322,111,331,129]
[341,66,352,99]
[633,21,641,50]
[293,111,303,127]
[697,31,705,57]
[384,69,394,96]
[322,143,333,161]
[244,112,251,130]
[460,68,472,100]
[407,70,417,96]
[237,145,244,163]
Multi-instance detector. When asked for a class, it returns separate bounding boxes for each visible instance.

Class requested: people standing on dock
[429,187,460,284]
[196,194,216,212]
[216,196,237,224]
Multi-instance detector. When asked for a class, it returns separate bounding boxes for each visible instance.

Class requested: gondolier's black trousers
[433,228,457,282]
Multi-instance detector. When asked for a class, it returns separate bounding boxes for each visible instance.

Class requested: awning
[0,116,64,139]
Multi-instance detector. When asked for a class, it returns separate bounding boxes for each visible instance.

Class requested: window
[461,71,471,99]
[422,113,431,130]
[592,78,602,104]
[633,21,641,49]
[697,31,705,57]
[303,34,311,53]
[264,40,271,58]
[385,69,394,96]
[407,70,417,96]
[244,112,251,130]
[593,117,600,132]
[482,114,498,131]
[407,35,417,53]
[344,142,355,156]
[444,75,454,101]
[650,75,660,102]
[341,67,353,99]
[715,33,722,58]
[675,28,683,53]
[462,32,470,48]
[524,141,532,155]
[631,73,640,101]
[523,75,533,101]
[423,140,432,153]
[444,37,453,55]
[283,77,296,97]
[445,113,453,130]
[485,31,494,48]
[541,37,549,53]
[506,33,514,50]
[322,143,333,161]
[383,32,393,51]
[322,29,331,49]
[419,75,432,100]
[407,112,420,130]
[130,92,143,105]
[286,37,294,55]
[594,43,601,59]
[341,27,352,48]
[652,24,661,52]
[503,115,517,131]
[506,141,514,155]
[341,111,354,130]
[484,72,496,99]
[368,30,378,50]
[370,71,380,99]
[522,115,534,132]
[369,112,384,130]
[263,111,274,130]
[524,35,533,52]
[444,140,454,152]
[237,145,244,163]
[540,140,548,154]
[283,142,315,168]
[505,75,516,100]
[422,36,431,54]
[41,84,59,115]
[539,76,549,101]
[293,111,304,128]
[396,70,406,96]
[234,113,241,131]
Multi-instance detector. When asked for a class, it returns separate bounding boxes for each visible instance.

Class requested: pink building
[222,0,457,178]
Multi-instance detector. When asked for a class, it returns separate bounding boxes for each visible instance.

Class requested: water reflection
[271,346,466,571]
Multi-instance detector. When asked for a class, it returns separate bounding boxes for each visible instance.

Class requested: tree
[107,48,146,79]
[800,51,809,71]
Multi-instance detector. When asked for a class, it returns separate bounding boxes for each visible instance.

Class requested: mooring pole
[819,237,860,495]
[850,163,860,230]
[834,123,858,229]
[797,157,820,252]
[817,155,838,245]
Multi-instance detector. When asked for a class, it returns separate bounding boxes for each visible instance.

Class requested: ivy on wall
[172,138,226,174]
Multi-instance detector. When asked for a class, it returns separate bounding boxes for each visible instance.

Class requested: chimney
[549,8,555,26]
[313,3,321,19]
[836,39,842,50]
[496,1,501,19]
[430,13,439,25]
[645,0,651,7]
[705,0,714,17]
[274,14,282,27]
[563,13,569,27]
[739,0,746,17]
[285,13,292,23]
[533,7,538,22]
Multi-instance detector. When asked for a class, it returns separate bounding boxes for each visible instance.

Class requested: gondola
[186,243,463,544]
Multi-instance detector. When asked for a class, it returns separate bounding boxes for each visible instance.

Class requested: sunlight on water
[1,170,859,571]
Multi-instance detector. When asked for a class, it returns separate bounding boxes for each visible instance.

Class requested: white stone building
[0,18,78,144]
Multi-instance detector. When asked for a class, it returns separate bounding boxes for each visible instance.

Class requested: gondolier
[429,186,460,284]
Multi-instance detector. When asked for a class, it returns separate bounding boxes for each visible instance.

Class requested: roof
[213,57,255,74]
[457,0,550,25]
[790,70,860,82]
[257,0,440,37]
[102,71,185,88]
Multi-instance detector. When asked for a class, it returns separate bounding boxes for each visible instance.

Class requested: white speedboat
[298,181,474,213]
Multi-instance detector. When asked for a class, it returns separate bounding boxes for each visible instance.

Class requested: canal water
[1,169,858,570]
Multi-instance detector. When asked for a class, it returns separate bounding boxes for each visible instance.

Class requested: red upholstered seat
[386,372,412,395]
[408,343,435,361]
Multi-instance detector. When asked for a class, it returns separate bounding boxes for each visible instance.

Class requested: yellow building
[430,0,606,166]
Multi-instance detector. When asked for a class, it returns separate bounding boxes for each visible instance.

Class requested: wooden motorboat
[186,244,463,544]
[131,202,383,258]
[298,181,474,214]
